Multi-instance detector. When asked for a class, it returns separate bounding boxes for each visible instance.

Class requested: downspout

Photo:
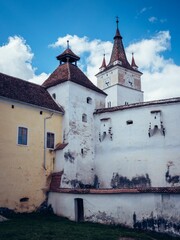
[44,112,54,170]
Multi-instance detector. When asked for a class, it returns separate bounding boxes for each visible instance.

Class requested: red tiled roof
[101,24,142,75]
[94,97,180,114]
[54,143,68,151]
[50,187,180,194]
[0,72,64,113]
[131,53,138,69]
[57,48,80,63]
[42,62,107,95]
[99,54,107,69]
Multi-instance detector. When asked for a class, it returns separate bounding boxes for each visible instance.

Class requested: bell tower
[96,18,144,107]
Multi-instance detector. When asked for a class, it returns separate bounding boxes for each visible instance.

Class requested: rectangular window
[47,132,55,149]
[18,127,28,145]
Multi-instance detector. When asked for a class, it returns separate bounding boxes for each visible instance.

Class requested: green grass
[0,213,179,240]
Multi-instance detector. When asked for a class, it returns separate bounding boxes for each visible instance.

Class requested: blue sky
[0,0,180,100]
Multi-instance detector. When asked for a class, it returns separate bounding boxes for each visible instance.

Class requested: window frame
[46,132,55,149]
[17,126,28,146]
[82,113,87,123]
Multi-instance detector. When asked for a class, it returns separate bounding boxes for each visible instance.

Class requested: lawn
[0,212,179,240]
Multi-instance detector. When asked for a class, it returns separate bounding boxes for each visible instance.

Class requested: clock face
[104,78,111,87]
[126,75,133,87]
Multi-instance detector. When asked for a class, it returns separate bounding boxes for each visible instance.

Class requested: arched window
[87,97,92,104]
[82,114,87,122]
[52,93,56,99]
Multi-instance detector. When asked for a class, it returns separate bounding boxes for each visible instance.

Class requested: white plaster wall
[48,192,180,235]
[104,84,143,107]
[94,102,180,188]
[47,81,106,187]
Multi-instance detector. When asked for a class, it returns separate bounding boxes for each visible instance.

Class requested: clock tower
[96,18,144,107]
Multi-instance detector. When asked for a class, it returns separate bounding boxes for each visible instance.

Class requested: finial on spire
[67,40,69,49]
[116,16,119,28]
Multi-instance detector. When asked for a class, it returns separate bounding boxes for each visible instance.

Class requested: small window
[107,101,111,107]
[47,132,55,149]
[126,120,133,125]
[82,114,87,123]
[52,93,56,99]
[87,97,92,104]
[18,127,28,145]
[81,149,84,154]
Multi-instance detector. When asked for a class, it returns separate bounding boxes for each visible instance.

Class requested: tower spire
[99,54,107,71]
[131,52,138,70]
[108,17,130,68]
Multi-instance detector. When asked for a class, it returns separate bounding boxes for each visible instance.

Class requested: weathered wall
[94,101,180,188]
[48,192,180,235]
[0,99,62,212]
[47,81,106,188]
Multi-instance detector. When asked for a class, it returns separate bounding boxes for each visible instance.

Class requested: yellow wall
[0,99,63,212]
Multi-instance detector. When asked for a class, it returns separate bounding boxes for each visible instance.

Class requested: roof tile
[0,72,64,113]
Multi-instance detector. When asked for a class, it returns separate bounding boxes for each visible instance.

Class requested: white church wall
[48,191,180,235]
[47,81,106,188]
[94,101,180,188]
[104,84,143,107]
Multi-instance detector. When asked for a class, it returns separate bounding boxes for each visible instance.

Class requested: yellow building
[0,72,64,212]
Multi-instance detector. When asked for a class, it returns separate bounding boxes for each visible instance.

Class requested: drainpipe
[44,112,54,170]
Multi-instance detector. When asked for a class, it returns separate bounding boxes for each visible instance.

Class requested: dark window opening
[47,132,55,149]
[82,114,87,122]
[40,111,43,115]
[87,97,92,104]
[20,197,29,202]
[18,127,28,145]
[52,93,56,99]
[12,105,14,109]
[81,148,84,154]
[126,120,133,125]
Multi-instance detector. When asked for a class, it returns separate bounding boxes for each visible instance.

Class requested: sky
[0,0,180,101]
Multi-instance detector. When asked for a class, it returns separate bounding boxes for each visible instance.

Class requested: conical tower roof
[131,53,138,70]
[99,54,107,71]
[107,18,131,68]
[42,44,106,95]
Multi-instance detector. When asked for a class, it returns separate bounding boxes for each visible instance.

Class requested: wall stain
[111,173,151,188]
[133,212,180,235]
[70,175,99,189]
[64,151,75,163]
[165,165,180,186]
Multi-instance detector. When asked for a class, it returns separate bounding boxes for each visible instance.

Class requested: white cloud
[149,16,158,23]
[0,36,48,85]
[1,32,180,102]
[126,31,180,100]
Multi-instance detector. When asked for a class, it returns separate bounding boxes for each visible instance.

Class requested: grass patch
[0,212,179,240]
